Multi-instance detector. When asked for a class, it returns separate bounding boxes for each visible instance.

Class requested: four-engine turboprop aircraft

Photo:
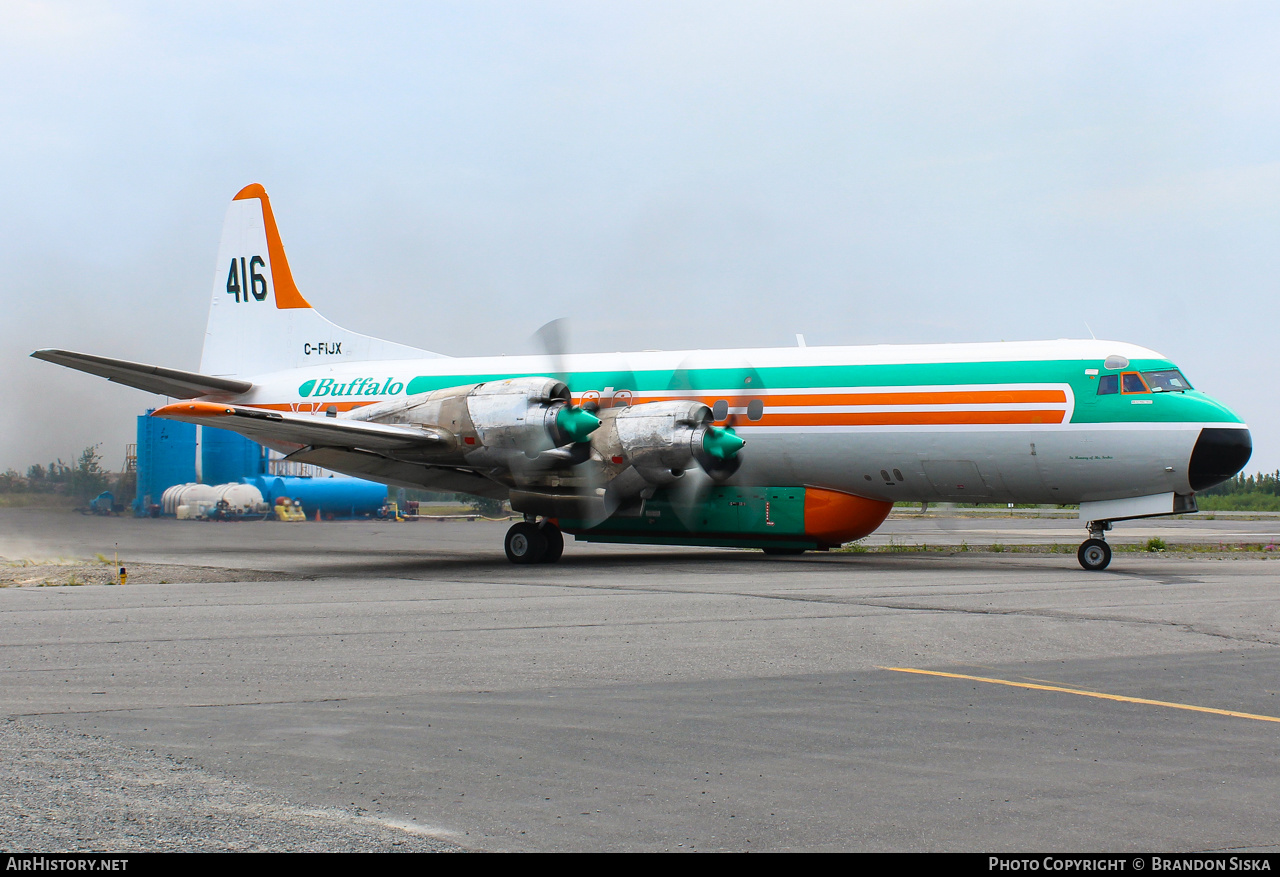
[34,184,1252,569]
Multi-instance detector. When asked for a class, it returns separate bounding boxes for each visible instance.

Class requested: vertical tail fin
[200,184,440,377]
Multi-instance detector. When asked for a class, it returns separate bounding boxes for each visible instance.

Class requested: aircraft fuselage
[217,338,1248,507]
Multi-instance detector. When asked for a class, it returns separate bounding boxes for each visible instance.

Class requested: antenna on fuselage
[1083,321,1097,340]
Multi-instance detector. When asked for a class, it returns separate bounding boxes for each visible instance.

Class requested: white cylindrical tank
[163,483,210,515]
[162,483,220,516]
[212,483,264,514]
[162,483,266,517]
[161,484,187,515]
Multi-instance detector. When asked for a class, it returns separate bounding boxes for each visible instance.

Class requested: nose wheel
[504,519,564,564]
[1077,520,1113,571]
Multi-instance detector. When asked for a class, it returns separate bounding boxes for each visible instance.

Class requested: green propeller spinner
[555,405,602,443]
[702,425,745,461]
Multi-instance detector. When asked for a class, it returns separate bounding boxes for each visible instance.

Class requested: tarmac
[2,509,1279,851]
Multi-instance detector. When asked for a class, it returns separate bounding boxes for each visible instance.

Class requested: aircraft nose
[1188,427,1252,491]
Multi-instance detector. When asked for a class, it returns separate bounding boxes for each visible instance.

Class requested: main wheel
[538,521,564,563]
[1077,538,1112,571]
[505,522,547,564]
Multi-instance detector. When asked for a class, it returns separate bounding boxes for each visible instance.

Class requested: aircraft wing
[151,401,452,451]
[31,349,254,398]
[284,445,510,498]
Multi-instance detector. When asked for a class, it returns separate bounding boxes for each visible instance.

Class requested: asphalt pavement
[2,510,1278,851]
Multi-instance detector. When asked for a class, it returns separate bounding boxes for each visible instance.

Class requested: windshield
[1143,369,1193,392]
[1122,372,1149,394]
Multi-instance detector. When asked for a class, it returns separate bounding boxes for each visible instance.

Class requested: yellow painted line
[879,666,1280,724]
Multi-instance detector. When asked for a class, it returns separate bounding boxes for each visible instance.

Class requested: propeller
[532,318,571,384]
[526,323,753,530]
[662,354,761,527]
[529,319,601,449]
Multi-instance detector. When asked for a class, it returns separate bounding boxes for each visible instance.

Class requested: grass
[1196,494,1280,512]
[38,574,84,587]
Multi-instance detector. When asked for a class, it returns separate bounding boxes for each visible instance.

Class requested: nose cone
[1188,427,1252,491]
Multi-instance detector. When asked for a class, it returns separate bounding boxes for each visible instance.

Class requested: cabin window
[747,399,764,421]
[1097,375,1118,395]
[1143,369,1192,392]
[712,400,729,421]
[1121,372,1149,394]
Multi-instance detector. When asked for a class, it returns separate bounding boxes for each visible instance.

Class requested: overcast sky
[3,1,1277,473]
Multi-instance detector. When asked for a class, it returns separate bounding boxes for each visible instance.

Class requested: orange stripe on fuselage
[756,410,1067,426]
[591,389,1067,409]
[252,401,374,413]
[241,388,1068,425]
[245,400,1063,426]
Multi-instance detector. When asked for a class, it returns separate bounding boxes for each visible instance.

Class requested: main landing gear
[1077,520,1113,571]
[504,518,565,564]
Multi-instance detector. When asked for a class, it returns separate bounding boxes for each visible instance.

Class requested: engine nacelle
[507,400,747,520]
[347,377,598,460]
[466,378,597,452]
[592,401,744,486]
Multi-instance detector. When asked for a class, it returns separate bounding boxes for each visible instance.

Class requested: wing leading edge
[150,400,507,498]
[150,401,451,451]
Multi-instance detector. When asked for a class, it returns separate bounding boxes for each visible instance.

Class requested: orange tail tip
[230,183,310,310]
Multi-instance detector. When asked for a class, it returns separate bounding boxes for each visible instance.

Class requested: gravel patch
[0,718,466,852]
[0,560,299,588]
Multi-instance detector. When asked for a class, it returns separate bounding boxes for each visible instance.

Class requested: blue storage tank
[134,413,197,514]
[245,475,388,519]
[201,427,266,486]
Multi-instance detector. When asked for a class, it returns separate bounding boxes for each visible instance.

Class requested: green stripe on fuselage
[404,358,1244,425]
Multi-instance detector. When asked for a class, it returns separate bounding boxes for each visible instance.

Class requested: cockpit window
[1143,369,1192,392]
[1097,374,1118,395]
[1121,372,1149,394]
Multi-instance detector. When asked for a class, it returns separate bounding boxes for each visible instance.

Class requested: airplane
[33,184,1252,570]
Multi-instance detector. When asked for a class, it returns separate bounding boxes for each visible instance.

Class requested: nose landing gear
[504,518,565,564]
[1077,520,1113,571]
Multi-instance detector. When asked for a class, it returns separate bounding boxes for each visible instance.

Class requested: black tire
[762,547,806,556]
[538,521,564,563]
[505,522,547,564]
[1077,538,1112,571]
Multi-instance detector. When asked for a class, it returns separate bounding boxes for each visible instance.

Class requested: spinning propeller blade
[530,319,600,446]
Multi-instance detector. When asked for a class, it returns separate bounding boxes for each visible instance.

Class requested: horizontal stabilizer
[151,400,452,452]
[31,349,254,399]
